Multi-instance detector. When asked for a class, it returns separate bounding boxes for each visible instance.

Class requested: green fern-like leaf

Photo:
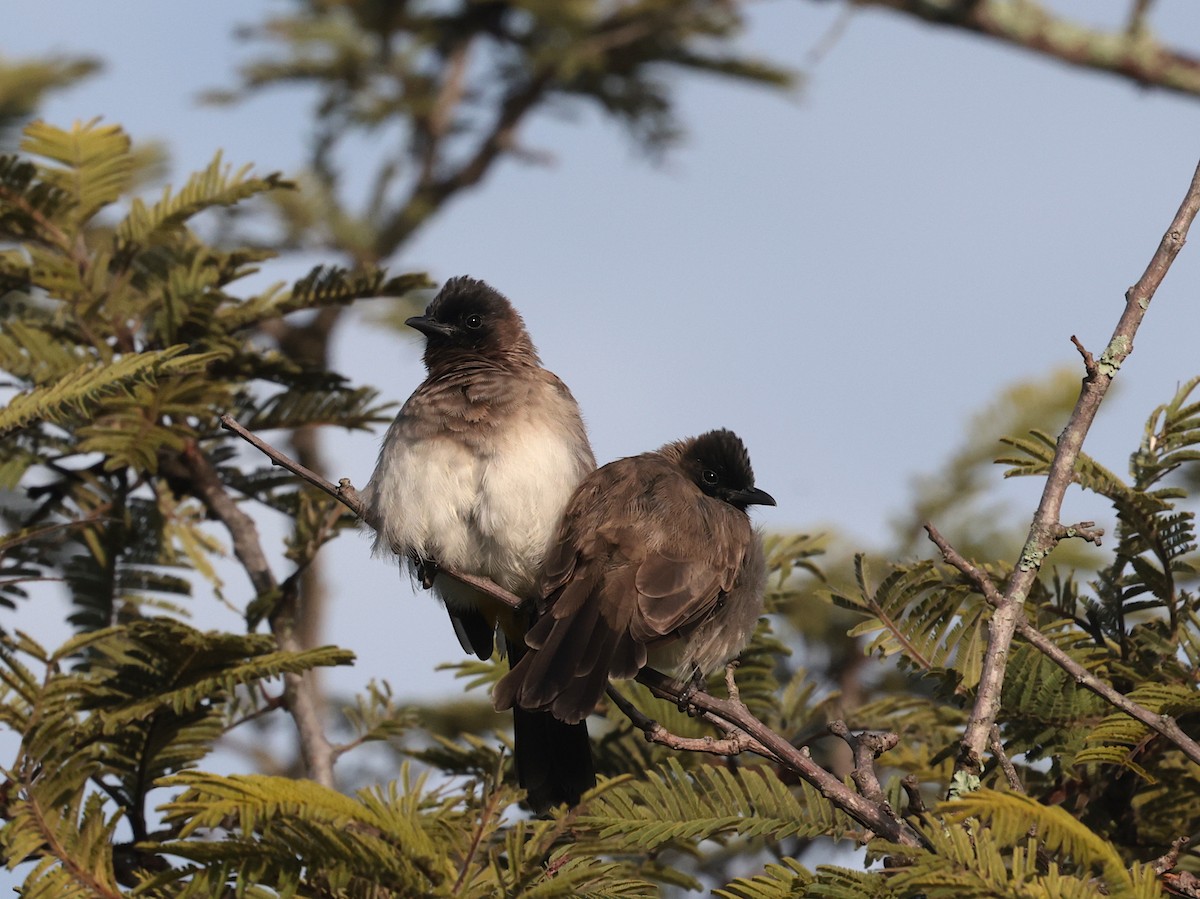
[938,790,1163,897]
[243,384,391,432]
[0,345,188,437]
[829,556,989,688]
[157,769,464,896]
[115,151,289,248]
[20,118,133,226]
[4,791,124,899]
[1134,376,1200,486]
[806,865,896,899]
[576,758,858,851]
[0,317,89,383]
[216,265,431,332]
[714,857,813,899]
[0,153,73,241]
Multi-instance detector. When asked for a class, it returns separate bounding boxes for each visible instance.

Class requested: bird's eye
[464,313,484,330]
[701,469,719,486]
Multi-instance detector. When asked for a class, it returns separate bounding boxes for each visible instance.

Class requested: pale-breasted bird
[494,428,774,725]
[362,276,596,809]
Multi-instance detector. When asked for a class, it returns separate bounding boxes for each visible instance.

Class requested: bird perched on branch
[494,428,774,725]
[363,275,596,810]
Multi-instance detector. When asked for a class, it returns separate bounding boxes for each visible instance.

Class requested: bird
[494,428,774,726]
[362,275,596,810]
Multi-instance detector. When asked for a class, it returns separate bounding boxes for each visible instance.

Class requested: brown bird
[362,276,596,809]
[494,428,774,725]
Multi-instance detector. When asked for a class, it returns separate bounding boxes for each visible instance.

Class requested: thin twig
[605,683,769,757]
[452,779,503,895]
[219,414,365,516]
[828,720,898,808]
[931,157,1200,783]
[1070,335,1097,376]
[900,774,926,816]
[804,4,856,68]
[988,725,1024,793]
[1153,836,1189,875]
[1053,520,1104,546]
[1124,0,1156,39]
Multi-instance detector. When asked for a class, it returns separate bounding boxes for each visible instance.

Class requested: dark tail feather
[508,641,595,812]
[512,705,595,812]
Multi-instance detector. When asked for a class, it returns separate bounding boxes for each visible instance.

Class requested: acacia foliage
[1,118,1199,896]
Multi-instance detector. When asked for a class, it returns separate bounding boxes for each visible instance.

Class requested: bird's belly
[366,423,586,597]
[367,436,482,569]
[471,421,586,594]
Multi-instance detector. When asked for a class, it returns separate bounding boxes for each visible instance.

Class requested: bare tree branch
[605,682,768,757]
[926,157,1200,782]
[988,725,1024,794]
[827,720,898,810]
[635,668,927,848]
[900,773,926,816]
[1153,836,1189,875]
[853,0,1200,99]
[174,439,336,788]
[926,522,1200,769]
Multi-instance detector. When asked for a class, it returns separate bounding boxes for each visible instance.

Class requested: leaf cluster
[0,618,351,896]
[0,119,423,630]
[0,119,428,891]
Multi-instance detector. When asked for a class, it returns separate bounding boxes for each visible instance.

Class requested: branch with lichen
[851,0,1200,100]
[924,155,1200,783]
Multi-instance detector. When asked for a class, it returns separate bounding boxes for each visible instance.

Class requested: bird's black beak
[732,486,776,508]
[406,315,458,339]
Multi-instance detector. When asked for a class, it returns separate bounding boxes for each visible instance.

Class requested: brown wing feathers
[495,432,772,726]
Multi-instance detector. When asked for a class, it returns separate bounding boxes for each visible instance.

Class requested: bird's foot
[675,667,706,714]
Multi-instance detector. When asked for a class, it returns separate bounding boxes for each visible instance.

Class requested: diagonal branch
[926,519,1200,770]
[634,667,926,848]
[605,681,770,758]
[928,157,1200,782]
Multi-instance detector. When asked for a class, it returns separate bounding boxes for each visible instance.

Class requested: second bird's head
[407,277,537,366]
[674,429,776,512]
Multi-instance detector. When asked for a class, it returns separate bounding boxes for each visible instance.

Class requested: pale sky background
[4,0,1200,877]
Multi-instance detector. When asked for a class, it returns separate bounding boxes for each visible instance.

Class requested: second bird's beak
[733,486,776,508]
[406,315,458,339]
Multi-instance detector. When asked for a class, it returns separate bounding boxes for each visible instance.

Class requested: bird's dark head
[673,429,775,512]
[407,277,537,366]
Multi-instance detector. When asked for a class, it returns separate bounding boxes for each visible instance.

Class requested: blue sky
[5,0,1200,801]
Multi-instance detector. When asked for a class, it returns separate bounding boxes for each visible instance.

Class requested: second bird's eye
[464,313,484,330]
[701,469,719,486]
